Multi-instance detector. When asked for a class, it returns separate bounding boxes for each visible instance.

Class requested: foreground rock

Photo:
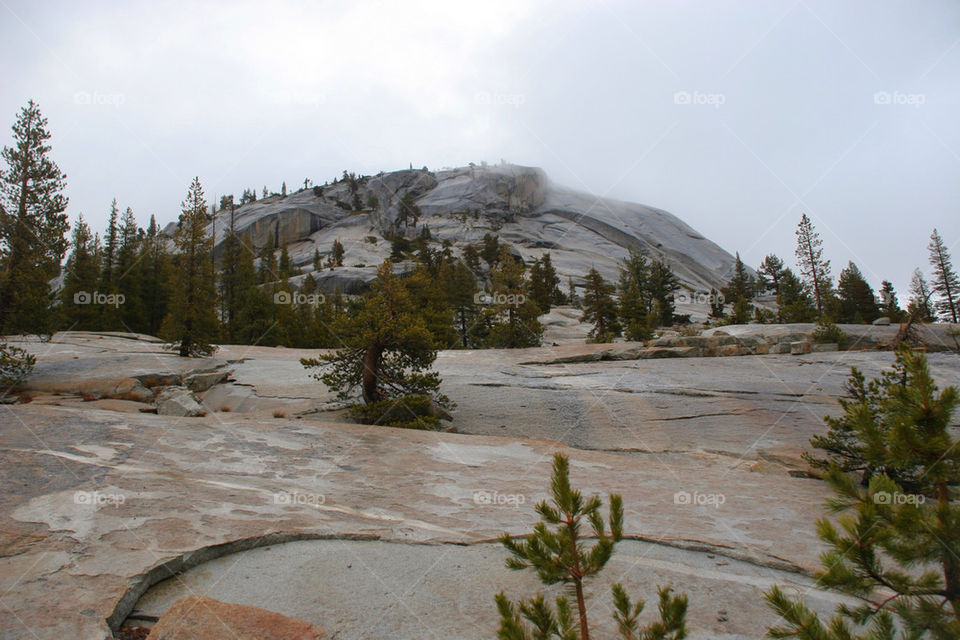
[145,595,327,639]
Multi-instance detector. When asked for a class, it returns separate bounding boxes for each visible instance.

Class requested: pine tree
[795,213,832,319]
[281,181,287,197]
[331,238,344,267]
[60,214,101,330]
[485,248,543,348]
[115,207,146,331]
[928,229,959,323]
[160,177,219,357]
[647,258,679,327]
[879,280,904,322]
[758,254,786,322]
[617,250,651,341]
[907,268,936,323]
[766,348,960,639]
[446,260,479,348]
[278,244,296,278]
[581,268,620,342]
[398,192,421,228]
[723,252,754,323]
[99,199,120,290]
[257,232,278,283]
[0,101,70,336]
[495,453,688,640]
[140,215,172,336]
[528,253,561,315]
[301,260,448,422]
[777,266,815,322]
[836,262,878,324]
[481,233,501,270]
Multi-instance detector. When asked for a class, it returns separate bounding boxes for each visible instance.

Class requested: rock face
[145,595,327,640]
[155,386,204,417]
[189,163,743,294]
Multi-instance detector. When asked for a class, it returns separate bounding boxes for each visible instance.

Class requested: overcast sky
[2,0,958,297]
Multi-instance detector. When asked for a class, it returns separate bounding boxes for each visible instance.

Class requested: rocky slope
[175,164,742,294]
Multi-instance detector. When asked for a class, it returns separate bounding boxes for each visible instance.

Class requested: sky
[2,0,958,298]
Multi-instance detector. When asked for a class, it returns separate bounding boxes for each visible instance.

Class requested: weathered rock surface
[145,595,327,640]
[190,164,744,295]
[1,333,958,639]
[155,386,205,417]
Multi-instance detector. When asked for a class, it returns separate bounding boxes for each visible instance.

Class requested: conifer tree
[60,214,101,330]
[795,213,832,319]
[767,348,960,639]
[777,267,815,322]
[879,280,904,322]
[758,254,786,321]
[278,244,297,278]
[528,254,561,315]
[140,215,172,336]
[495,453,688,640]
[257,232,278,283]
[331,238,344,267]
[647,258,679,327]
[581,268,620,342]
[301,260,449,426]
[836,262,878,324]
[447,260,479,347]
[0,100,70,336]
[928,229,959,323]
[617,251,651,341]
[160,177,219,357]
[463,244,481,273]
[404,262,456,348]
[115,206,146,331]
[723,252,754,324]
[907,268,936,323]
[481,233,501,270]
[99,199,120,291]
[484,248,543,348]
[218,210,256,342]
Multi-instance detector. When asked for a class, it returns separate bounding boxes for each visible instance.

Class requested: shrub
[0,343,36,389]
[812,318,848,348]
[349,394,442,430]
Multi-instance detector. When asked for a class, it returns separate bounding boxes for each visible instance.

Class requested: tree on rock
[494,453,688,640]
[795,213,832,319]
[301,260,450,429]
[928,229,959,323]
[59,214,101,330]
[907,268,936,323]
[836,261,878,323]
[617,250,652,341]
[758,254,786,322]
[767,348,960,638]
[160,177,219,357]
[581,268,620,342]
[0,100,70,336]
[722,252,754,324]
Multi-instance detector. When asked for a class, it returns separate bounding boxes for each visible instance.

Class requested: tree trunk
[361,344,382,403]
[574,578,590,640]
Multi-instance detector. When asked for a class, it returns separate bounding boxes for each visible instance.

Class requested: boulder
[155,386,205,417]
[872,316,891,326]
[184,371,229,393]
[146,595,327,640]
[790,341,811,355]
[111,377,153,402]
